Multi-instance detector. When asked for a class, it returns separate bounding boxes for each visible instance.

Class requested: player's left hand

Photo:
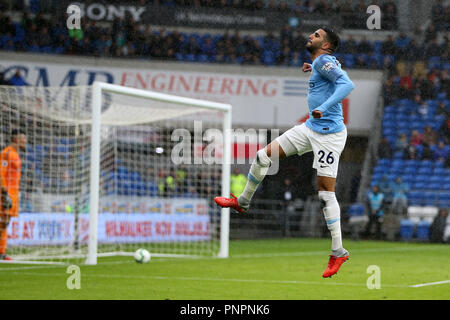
[312,110,322,119]
[1,189,12,210]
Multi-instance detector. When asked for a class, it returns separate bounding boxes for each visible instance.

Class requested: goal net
[0,82,232,264]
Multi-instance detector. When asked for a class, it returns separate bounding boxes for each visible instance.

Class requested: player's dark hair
[320,27,340,53]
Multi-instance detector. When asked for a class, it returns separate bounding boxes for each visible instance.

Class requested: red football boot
[1,255,12,261]
[214,193,248,213]
[322,254,349,278]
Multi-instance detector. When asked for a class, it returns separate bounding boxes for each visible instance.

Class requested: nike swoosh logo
[320,165,328,168]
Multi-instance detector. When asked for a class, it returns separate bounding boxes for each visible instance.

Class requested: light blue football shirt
[305,54,354,134]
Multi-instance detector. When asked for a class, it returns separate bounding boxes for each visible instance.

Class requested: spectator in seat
[395,133,409,153]
[345,35,358,55]
[423,24,438,45]
[394,32,410,59]
[410,130,423,146]
[358,36,372,54]
[277,177,297,204]
[389,177,409,216]
[355,55,367,68]
[365,185,385,239]
[382,76,400,105]
[434,141,449,163]
[8,70,28,86]
[438,119,450,144]
[424,38,442,59]
[430,208,448,243]
[406,39,424,61]
[382,35,396,55]
[439,69,449,96]
[382,0,397,29]
[422,125,438,147]
[185,36,201,56]
[378,137,393,159]
[378,174,391,197]
[421,143,434,160]
[403,143,418,160]
[436,102,449,117]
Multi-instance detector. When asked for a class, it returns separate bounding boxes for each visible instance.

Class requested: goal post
[0,82,232,265]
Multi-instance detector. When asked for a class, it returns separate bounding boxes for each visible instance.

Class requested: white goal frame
[84,82,232,265]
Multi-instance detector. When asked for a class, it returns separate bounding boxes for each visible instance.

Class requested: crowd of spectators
[0,7,447,69]
[380,60,449,165]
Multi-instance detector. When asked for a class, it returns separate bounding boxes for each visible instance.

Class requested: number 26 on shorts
[318,150,334,164]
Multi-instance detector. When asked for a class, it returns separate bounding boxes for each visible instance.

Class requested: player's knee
[318,190,337,204]
[256,148,272,167]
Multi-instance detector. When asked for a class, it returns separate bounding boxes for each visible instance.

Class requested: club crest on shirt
[2,160,7,167]
[321,62,335,73]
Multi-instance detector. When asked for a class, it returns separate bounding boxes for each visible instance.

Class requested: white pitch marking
[409,280,450,288]
[1,271,408,288]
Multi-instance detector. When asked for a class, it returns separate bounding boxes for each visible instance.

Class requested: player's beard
[306,40,320,54]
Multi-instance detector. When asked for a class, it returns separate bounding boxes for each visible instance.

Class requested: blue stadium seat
[348,203,365,217]
[390,159,403,166]
[184,54,196,62]
[417,167,433,175]
[426,182,441,191]
[389,166,403,175]
[373,165,387,174]
[419,160,434,168]
[384,105,396,113]
[438,193,450,207]
[147,181,157,197]
[400,174,414,184]
[175,52,184,61]
[393,151,403,159]
[429,175,442,183]
[423,192,437,206]
[433,167,446,175]
[378,159,391,167]
[400,219,415,240]
[396,121,409,129]
[416,220,431,241]
[371,173,383,183]
[413,181,427,190]
[405,159,420,167]
[382,119,396,128]
[428,56,441,69]
[414,174,430,182]
[403,166,416,175]
[382,127,396,137]
[197,54,210,62]
[373,41,382,54]
[395,113,409,121]
[343,54,355,68]
[262,50,275,65]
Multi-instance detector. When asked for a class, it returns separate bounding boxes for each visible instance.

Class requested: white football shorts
[276,123,347,178]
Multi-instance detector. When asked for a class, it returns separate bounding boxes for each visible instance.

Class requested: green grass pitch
[1,238,449,300]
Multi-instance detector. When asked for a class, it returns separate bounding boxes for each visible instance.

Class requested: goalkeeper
[215,27,354,278]
[0,130,27,261]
